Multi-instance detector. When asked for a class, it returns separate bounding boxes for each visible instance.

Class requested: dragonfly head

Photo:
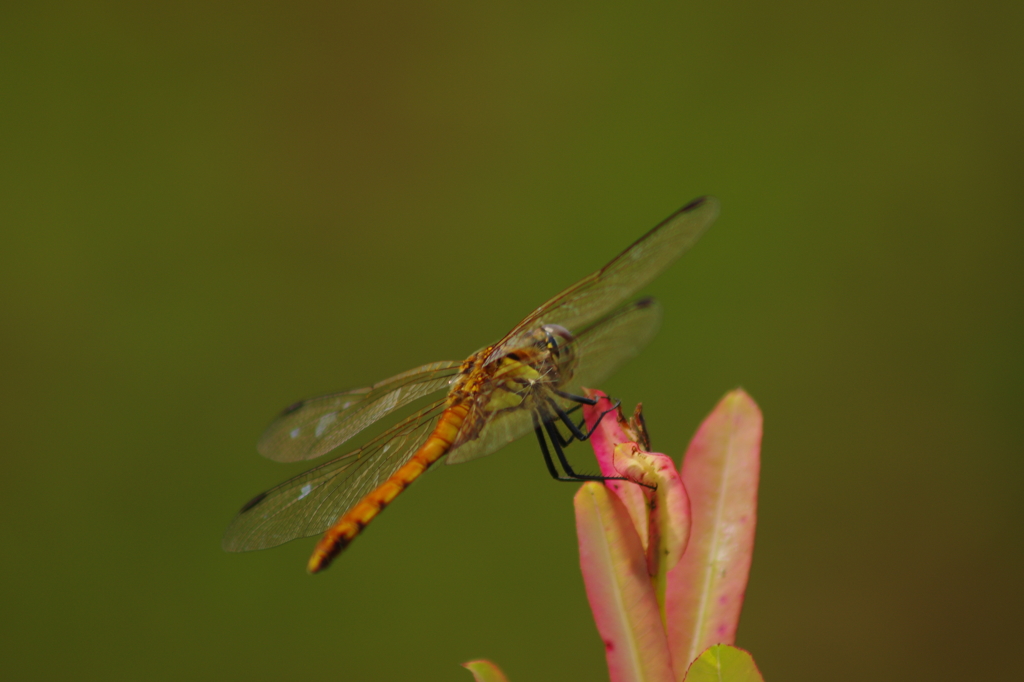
[483,324,579,390]
[540,324,578,380]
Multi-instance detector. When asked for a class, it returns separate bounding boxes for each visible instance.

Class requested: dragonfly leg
[556,402,591,437]
[532,411,626,481]
[533,410,572,481]
[532,408,625,482]
[553,389,599,406]
[544,412,589,451]
[542,414,625,482]
[547,396,620,443]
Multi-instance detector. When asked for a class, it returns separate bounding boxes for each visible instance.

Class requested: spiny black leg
[554,390,620,434]
[554,389,599,406]
[543,406,592,450]
[533,410,579,482]
[547,396,620,443]
[543,415,625,482]
[550,398,591,442]
[559,403,590,436]
[542,403,577,449]
[544,418,577,475]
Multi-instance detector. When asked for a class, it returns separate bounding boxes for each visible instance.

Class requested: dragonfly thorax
[450,325,579,415]
[494,324,578,387]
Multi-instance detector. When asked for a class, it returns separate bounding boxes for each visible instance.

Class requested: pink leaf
[666,390,762,679]
[624,443,690,577]
[575,482,675,682]
[584,391,651,548]
[584,391,692,616]
[629,443,690,608]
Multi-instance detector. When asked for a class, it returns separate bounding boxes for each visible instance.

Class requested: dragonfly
[223,196,719,573]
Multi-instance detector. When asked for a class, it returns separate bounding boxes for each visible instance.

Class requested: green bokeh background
[3,2,1022,680]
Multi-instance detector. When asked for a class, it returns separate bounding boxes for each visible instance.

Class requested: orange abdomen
[307,403,469,573]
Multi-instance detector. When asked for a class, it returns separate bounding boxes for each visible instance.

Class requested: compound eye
[541,324,575,354]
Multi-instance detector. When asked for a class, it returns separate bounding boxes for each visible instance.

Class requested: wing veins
[224,398,448,551]
[496,197,718,343]
[258,360,459,463]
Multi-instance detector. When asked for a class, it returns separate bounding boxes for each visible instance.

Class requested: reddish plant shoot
[576,390,763,682]
[462,390,764,682]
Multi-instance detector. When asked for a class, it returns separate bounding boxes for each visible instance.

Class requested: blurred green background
[2,2,1021,680]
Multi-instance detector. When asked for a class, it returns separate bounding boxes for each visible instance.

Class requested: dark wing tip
[681,196,708,212]
[660,195,719,231]
[634,295,657,309]
[280,399,306,416]
[238,491,268,514]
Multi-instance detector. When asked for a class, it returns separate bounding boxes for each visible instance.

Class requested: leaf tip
[461,659,510,682]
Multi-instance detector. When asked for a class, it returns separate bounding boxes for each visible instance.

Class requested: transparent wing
[258,360,460,462]
[442,403,539,466]
[500,197,717,342]
[445,297,663,465]
[223,399,448,552]
[563,295,663,392]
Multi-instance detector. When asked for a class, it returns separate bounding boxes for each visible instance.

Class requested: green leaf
[462,659,510,682]
[682,645,764,682]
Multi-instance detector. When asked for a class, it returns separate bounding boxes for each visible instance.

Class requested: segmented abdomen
[306,402,470,573]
